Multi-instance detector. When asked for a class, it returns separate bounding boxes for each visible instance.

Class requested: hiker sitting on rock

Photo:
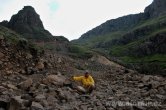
[73,71,95,94]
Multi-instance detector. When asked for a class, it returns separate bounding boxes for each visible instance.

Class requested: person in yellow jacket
[73,71,95,94]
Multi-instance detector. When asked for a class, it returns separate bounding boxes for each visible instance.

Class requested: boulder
[26,53,33,59]
[57,57,62,63]
[35,62,44,70]
[56,88,75,102]
[156,94,165,100]
[31,102,44,110]
[42,75,68,86]
[7,84,18,90]
[6,70,13,75]
[37,84,48,92]
[18,78,33,90]
[150,81,160,89]
[35,94,46,101]
[153,76,164,82]
[0,52,4,58]
[141,75,151,82]
[0,86,7,93]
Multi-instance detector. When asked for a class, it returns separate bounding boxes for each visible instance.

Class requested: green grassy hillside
[72,15,166,74]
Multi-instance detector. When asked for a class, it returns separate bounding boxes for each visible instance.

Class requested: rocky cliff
[8,6,53,41]
[145,0,166,17]
[0,6,53,41]
[9,6,44,29]
[0,6,69,53]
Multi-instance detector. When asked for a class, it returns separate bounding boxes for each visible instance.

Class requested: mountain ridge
[75,0,166,42]
[72,0,166,74]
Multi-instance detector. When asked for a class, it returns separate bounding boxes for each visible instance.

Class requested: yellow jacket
[73,75,95,87]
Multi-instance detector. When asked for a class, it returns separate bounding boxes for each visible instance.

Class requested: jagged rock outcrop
[9,6,44,29]
[0,6,69,52]
[0,20,9,27]
[145,0,166,17]
[0,6,54,41]
[7,6,53,41]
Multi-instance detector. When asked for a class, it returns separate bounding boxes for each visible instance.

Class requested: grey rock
[142,75,151,82]
[156,94,165,100]
[31,102,44,110]
[42,74,67,86]
[35,94,46,101]
[145,0,166,17]
[0,52,4,58]
[18,78,33,90]
[7,84,18,90]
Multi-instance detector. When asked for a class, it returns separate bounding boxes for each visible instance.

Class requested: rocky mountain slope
[0,29,166,109]
[72,0,166,74]
[0,6,70,54]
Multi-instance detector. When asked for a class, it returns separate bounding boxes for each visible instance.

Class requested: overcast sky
[0,0,153,40]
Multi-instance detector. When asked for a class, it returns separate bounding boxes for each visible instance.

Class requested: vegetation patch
[69,44,93,59]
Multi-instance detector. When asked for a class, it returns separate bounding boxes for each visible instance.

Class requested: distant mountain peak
[0,6,69,42]
[8,5,44,29]
[0,5,53,41]
[23,6,35,10]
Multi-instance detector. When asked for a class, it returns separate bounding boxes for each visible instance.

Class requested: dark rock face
[0,20,9,27]
[5,6,52,41]
[145,0,166,17]
[1,6,70,43]
[8,6,44,29]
